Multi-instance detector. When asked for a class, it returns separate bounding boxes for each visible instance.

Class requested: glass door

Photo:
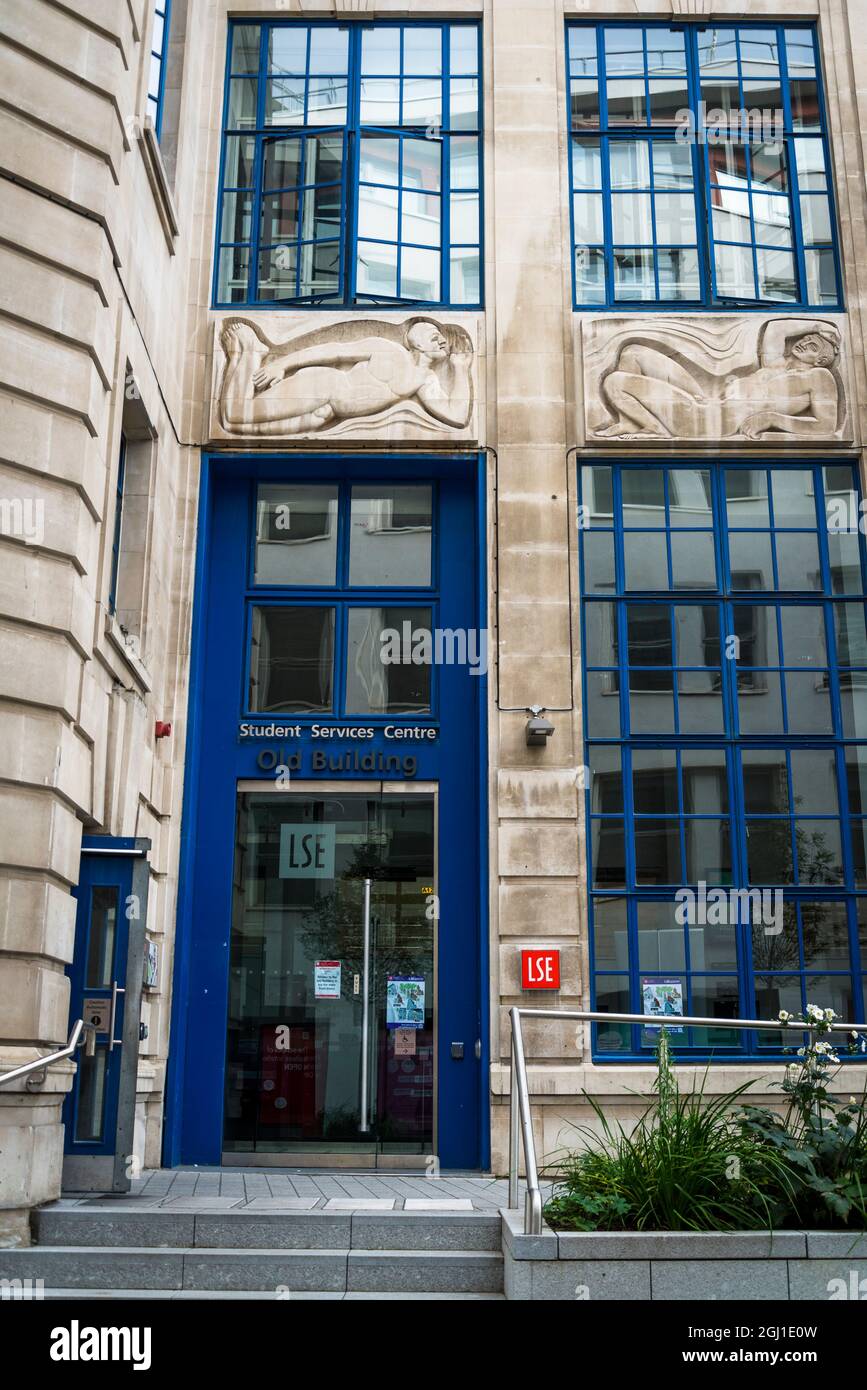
[223,788,435,1155]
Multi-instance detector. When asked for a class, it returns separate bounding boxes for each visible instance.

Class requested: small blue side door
[63,838,150,1189]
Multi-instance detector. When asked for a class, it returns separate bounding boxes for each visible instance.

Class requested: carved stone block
[207,313,479,445]
[582,316,852,444]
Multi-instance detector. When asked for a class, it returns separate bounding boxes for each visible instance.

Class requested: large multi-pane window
[216,20,482,307]
[580,462,867,1058]
[567,22,842,309]
[246,481,436,718]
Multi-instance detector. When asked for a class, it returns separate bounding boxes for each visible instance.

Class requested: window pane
[571,80,600,128]
[361,29,399,75]
[715,242,756,298]
[648,80,689,124]
[612,192,653,241]
[638,902,685,971]
[85,887,118,988]
[450,247,480,303]
[449,191,478,244]
[592,898,628,970]
[572,137,602,189]
[231,25,261,76]
[632,748,678,815]
[309,27,349,74]
[349,487,432,587]
[569,27,598,77]
[254,485,339,585]
[403,79,441,126]
[604,28,644,74]
[358,184,398,241]
[401,245,440,300]
[360,79,400,123]
[307,78,347,125]
[622,468,665,516]
[654,193,697,244]
[573,193,603,242]
[635,820,681,884]
[451,136,479,189]
[217,245,250,302]
[356,240,398,296]
[223,135,256,188]
[607,79,646,124]
[613,249,655,299]
[594,977,631,1052]
[403,184,441,248]
[625,532,668,589]
[698,28,738,75]
[449,78,478,129]
[249,607,335,713]
[582,530,616,591]
[590,745,623,813]
[229,78,258,128]
[757,247,797,302]
[652,142,693,188]
[450,26,479,76]
[345,607,432,715]
[610,140,650,189]
[403,27,442,75]
[267,78,304,125]
[270,28,308,76]
[575,247,606,303]
[658,249,700,300]
[593,820,627,887]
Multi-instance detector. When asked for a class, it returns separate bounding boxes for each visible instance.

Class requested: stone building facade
[2,0,867,1242]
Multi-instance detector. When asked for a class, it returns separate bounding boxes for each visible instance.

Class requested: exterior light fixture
[525,705,554,747]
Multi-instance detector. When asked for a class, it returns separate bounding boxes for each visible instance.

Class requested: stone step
[0,1246,504,1295]
[33,1207,502,1252]
[34,1288,505,1301]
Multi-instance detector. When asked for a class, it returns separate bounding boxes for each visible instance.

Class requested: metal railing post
[0,1020,85,1089]
[508,1032,519,1210]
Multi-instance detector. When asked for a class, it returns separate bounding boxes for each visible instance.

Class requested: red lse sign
[521,949,560,990]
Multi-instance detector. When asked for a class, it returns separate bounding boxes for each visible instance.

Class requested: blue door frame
[164,452,489,1169]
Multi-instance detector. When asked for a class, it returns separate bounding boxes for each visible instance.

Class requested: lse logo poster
[521,949,560,990]
[279,823,336,878]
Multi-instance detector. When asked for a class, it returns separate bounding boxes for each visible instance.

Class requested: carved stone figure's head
[404,319,450,362]
[789,330,838,368]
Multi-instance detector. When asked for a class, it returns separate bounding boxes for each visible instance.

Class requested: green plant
[542,1031,789,1232]
[739,1007,867,1228]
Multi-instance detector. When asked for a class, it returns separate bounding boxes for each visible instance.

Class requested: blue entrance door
[63,838,150,1191]
[167,454,488,1170]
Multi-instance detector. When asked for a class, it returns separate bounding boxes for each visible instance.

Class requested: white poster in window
[641,977,685,1042]
[279,823,336,878]
[314,961,341,999]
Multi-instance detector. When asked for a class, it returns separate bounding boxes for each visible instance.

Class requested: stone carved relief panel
[582,317,852,444]
[208,314,479,445]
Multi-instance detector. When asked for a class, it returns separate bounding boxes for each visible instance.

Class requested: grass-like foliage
[542,1016,867,1233]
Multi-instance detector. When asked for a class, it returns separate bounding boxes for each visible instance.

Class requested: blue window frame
[243,479,438,720]
[215,20,482,308]
[567,22,842,310]
[108,433,126,617]
[147,2,172,138]
[579,461,867,1059]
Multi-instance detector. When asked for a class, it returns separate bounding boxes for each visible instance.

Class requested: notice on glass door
[314,961,341,999]
[386,976,425,1028]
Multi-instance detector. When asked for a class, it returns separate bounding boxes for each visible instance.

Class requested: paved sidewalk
[60,1168,552,1212]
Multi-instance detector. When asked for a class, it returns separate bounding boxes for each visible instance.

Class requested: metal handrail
[0,1020,85,1091]
[508,1007,867,1234]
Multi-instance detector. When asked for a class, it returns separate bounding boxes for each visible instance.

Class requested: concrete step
[33,1207,501,1252]
[0,1246,504,1295]
[34,1288,505,1301]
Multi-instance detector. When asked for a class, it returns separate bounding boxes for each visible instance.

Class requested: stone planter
[502,1210,867,1300]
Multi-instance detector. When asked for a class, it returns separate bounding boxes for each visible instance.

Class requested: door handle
[108,979,125,1051]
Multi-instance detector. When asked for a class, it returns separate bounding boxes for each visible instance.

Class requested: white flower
[778,1010,792,1023]
[824,1008,837,1022]
[796,1048,806,1057]
[806,1003,824,1021]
